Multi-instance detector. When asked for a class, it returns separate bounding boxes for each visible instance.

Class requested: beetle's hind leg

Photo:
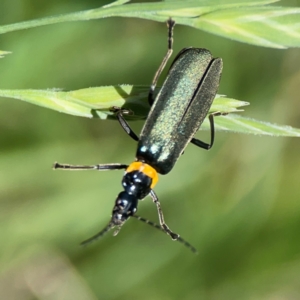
[191,111,228,150]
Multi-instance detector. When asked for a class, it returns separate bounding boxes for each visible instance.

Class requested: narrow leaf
[103,0,131,8]
[0,86,246,119]
[1,1,297,48]
[203,114,300,137]
[1,86,299,137]
[212,95,249,113]
[191,6,300,48]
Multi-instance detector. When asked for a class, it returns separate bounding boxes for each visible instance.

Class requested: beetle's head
[110,191,138,229]
[81,191,138,245]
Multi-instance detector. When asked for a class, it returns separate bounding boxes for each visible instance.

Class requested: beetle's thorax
[122,161,159,199]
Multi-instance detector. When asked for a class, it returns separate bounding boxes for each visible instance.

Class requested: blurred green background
[1,0,300,299]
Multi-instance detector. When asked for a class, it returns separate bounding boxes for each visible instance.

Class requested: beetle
[54,19,225,252]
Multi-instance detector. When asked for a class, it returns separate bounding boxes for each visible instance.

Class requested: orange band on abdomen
[126,162,159,189]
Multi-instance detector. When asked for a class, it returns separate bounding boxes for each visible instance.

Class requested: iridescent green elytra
[137,48,223,174]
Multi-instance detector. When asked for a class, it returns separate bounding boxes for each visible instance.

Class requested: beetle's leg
[149,190,179,240]
[110,106,139,142]
[53,162,128,171]
[133,215,198,253]
[191,112,228,150]
[148,18,175,106]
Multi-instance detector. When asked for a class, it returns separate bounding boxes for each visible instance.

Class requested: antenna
[81,215,198,254]
[80,221,115,246]
[133,215,198,254]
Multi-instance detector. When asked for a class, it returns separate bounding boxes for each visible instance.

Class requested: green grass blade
[211,95,249,113]
[0,86,149,119]
[1,86,299,137]
[103,0,131,8]
[1,0,298,49]
[204,114,300,137]
[0,86,246,119]
[192,6,300,48]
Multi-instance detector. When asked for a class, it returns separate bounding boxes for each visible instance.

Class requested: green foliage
[1,87,300,136]
[0,0,299,136]
[0,0,299,48]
